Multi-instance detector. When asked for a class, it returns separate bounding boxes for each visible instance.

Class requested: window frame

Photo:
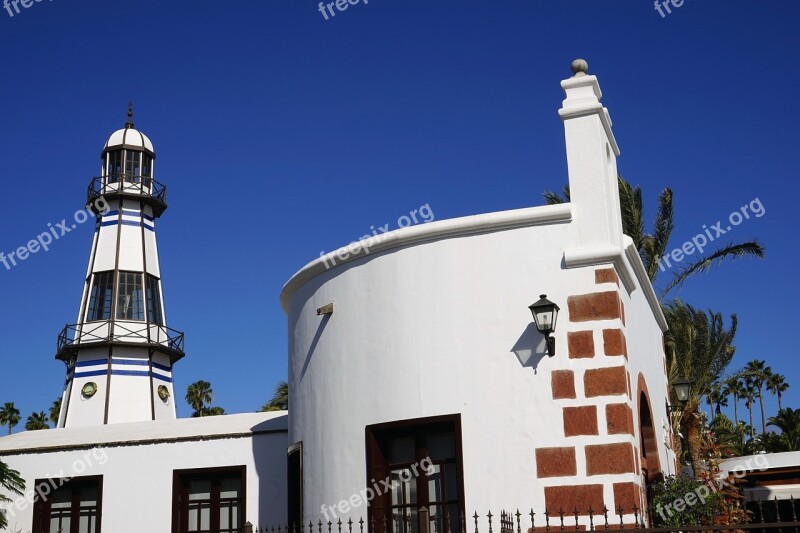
[31,475,103,533]
[365,415,465,533]
[172,465,247,533]
[146,274,164,325]
[116,271,145,321]
[86,271,115,322]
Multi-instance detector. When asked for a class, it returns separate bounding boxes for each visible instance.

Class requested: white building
[281,60,675,532]
[0,106,288,533]
[2,60,674,533]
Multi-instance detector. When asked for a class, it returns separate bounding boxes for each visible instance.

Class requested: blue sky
[0,1,797,427]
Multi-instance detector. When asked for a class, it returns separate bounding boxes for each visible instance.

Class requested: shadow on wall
[252,414,290,526]
[510,323,549,372]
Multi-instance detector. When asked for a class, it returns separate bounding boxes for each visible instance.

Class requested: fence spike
[758,500,766,523]
[474,511,480,533]
[587,506,594,532]
[529,509,536,533]
[573,508,579,532]
[516,509,522,533]
[338,517,343,533]
[488,510,494,533]
[544,509,550,533]
[558,508,564,533]
[461,510,468,533]
[329,520,334,533]
[446,508,453,533]
[776,496,783,524]
[632,505,639,528]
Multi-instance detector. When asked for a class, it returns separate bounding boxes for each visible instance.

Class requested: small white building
[0,413,287,532]
[0,106,288,533]
[281,60,675,532]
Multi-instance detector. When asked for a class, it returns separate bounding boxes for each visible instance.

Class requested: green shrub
[650,475,724,527]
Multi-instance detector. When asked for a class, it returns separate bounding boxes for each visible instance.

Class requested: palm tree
[543,175,764,299]
[0,402,21,435]
[664,300,737,475]
[742,360,770,439]
[722,375,746,425]
[768,408,800,452]
[709,414,748,457]
[743,382,757,440]
[185,380,214,417]
[706,383,728,416]
[767,373,789,411]
[25,411,49,431]
[260,380,289,412]
[0,459,24,529]
[49,398,62,427]
[196,406,226,417]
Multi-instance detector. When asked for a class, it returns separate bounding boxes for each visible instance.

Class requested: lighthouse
[55,105,185,428]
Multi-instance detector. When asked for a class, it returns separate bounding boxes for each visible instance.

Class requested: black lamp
[528,294,560,357]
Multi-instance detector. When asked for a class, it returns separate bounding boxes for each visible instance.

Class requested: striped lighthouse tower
[56,104,185,428]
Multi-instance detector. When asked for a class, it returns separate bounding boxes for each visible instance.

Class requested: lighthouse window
[124,150,141,183]
[87,271,114,322]
[142,154,153,186]
[146,275,163,325]
[107,150,122,183]
[117,271,145,321]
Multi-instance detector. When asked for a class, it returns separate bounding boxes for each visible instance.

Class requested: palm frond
[659,241,765,299]
[543,184,570,205]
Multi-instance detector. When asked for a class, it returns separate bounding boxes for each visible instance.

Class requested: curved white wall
[283,206,673,521]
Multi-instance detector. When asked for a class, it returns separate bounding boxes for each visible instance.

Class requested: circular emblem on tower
[158,385,171,401]
[81,382,98,398]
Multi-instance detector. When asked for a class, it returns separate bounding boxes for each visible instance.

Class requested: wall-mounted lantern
[528,294,560,357]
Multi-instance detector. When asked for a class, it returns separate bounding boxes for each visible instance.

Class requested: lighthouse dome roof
[104,126,155,155]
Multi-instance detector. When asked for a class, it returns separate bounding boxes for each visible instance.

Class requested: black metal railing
[56,320,184,360]
[87,174,168,213]
[236,498,800,533]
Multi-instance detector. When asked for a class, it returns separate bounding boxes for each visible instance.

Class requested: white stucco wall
[0,413,288,531]
[280,64,674,525]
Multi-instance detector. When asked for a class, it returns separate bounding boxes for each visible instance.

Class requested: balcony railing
[56,320,185,362]
[87,175,168,216]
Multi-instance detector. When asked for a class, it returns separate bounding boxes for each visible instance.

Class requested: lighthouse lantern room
[55,104,185,428]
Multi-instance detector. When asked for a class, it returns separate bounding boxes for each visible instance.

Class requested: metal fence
[236,498,800,533]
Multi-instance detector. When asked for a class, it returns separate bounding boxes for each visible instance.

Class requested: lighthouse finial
[125,101,134,129]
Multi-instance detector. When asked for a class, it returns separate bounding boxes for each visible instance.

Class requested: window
[146,275,164,325]
[288,443,303,527]
[142,154,153,186]
[173,467,245,533]
[106,150,122,183]
[117,272,144,321]
[32,476,103,533]
[124,150,141,183]
[87,272,114,322]
[366,416,464,533]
